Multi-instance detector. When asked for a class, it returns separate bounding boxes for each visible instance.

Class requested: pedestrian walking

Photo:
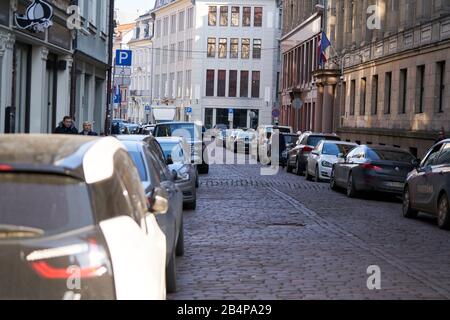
[54,116,78,135]
[79,121,98,136]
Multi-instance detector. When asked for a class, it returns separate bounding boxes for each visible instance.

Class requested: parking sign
[115,50,132,66]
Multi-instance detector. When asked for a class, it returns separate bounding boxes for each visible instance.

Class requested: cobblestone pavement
[169,146,450,300]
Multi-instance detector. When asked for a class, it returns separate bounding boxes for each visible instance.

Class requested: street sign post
[114,77,131,86]
[228,108,234,123]
[114,67,131,77]
[185,106,193,114]
[115,50,132,66]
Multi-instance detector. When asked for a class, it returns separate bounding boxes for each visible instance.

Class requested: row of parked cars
[276,130,450,230]
[0,122,208,300]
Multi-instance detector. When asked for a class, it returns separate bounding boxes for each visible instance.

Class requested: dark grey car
[403,139,450,229]
[331,145,417,198]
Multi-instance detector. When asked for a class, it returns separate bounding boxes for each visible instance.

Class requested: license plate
[385,182,404,188]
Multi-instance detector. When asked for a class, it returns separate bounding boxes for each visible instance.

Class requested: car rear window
[366,149,415,162]
[154,123,200,142]
[128,151,148,181]
[307,136,340,147]
[0,173,94,237]
[323,143,356,156]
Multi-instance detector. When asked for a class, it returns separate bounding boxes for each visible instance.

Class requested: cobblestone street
[170,147,450,300]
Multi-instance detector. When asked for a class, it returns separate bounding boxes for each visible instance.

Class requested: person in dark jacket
[79,121,98,136]
[54,116,78,135]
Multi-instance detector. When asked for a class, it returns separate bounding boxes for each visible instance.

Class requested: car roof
[0,134,125,183]
[115,134,156,142]
[156,136,184,143]
[155,122,196,125]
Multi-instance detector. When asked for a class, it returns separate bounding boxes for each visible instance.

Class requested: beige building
[327,0,450,157]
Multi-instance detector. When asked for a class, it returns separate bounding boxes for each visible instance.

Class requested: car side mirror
[147,187,169,215]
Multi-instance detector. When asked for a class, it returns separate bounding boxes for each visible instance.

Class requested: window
[436,143,450,165]
[231,7,240,26]
[437,61,446,113]
[163,16,169,36]
[416,65,425,113]
[350,80,356,115]
[170,43,176,63]
[178,11,185,31]
[360,78,366,116]
[240,71,249,98]
[162,45,168,64]
[218,38,227,59]
[230,38,239,58]
[177,71,183,98]
[206,70,215,96]
[170,14,176,33]
[422,144,443,167]
[207,38,216,58]
[243,7,251,26]
[253,39,261,59]
[371,75,379,115]
[220,6,228,26]
[156,19,161,38]
[254,7,263,27]
[399,69,407,114]
[242,39,250,59]
[169,72,175,98]
[178,41,184,61]
[155,47,161,65]
[218,70,226,97]
[341,81,347,116]
[251,71,260,98]
[186,39,193,59]
[154,74,160,98]
[384,72,392,114]
[187,7,194,29]
[185,70,192,98]
[229,70,237,97]
[161,73,167,96]
[208,6,217,26]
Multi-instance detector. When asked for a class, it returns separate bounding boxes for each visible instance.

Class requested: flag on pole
[318,31,331,66]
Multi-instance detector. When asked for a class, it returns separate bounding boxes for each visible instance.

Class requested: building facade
[0,0,113,134]
[128,12,153,124]
[151,0,282,129]
[281,0,450,158]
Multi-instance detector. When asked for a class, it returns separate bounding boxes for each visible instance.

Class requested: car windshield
[160,142,186,163]
[323,143,356,156]
[307,136,340,147]
[154,123,200,142]
[0,173,94,237]
[366,149,415,162]
[128,150,148,181]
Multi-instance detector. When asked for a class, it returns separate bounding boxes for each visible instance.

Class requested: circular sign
[272,109,280,118]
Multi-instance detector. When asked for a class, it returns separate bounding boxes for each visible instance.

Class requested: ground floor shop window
[233,109,247,129]
[204,108,213,129]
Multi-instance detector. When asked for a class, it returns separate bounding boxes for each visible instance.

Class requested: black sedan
[330,145,417,198]
[403,139,450,229]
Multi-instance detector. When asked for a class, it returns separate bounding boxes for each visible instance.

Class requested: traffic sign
[114,77,131,86]
[115,50,132,66]
[145,105,151,113]
[228,108,234,114]
[272,109,280,118]
[185,107,193,114]
[114,67,131,76]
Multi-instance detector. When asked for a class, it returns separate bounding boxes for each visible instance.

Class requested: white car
[306,140,358,182]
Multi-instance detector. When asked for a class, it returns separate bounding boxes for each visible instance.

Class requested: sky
[115,0,156,24]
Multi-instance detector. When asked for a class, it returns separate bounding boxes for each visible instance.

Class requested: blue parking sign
[185,107,192,114]
[115,50,132,66]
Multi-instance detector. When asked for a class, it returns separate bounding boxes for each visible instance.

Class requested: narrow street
[170,146,450,300]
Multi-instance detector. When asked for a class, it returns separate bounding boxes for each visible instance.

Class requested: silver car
[157,137,198,210]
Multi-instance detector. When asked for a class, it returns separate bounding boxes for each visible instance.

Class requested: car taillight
[0,164,12,171]
[361,163,382,171]
[302,146,313,153]
[28,239,109,279]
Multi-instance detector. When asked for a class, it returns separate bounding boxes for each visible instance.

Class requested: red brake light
[0,164,12,171]
[30,261,105,279]
[361,163,382,171]
[302,146,313,152]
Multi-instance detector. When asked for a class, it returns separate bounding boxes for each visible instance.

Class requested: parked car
[154,122,209,174]
[157,137,198,210]
[403,139,450,229]
[280,133,300,168]
[226,129,242,151]
[116,135,184,293]
[212,123,228,139]
[0,135,168,300]
[233,130,257,154]
[257,125,293,164]
[287,132,341,175]
[306,141,358,182]
[216,130,230,148]
[330,145,417,198]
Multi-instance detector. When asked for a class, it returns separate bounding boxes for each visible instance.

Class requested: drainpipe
[105,0,115,135]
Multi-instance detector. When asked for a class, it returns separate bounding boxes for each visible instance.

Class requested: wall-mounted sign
[15,0,53,33]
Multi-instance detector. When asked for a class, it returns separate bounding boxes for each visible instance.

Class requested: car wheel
[330,169,338,191]
[184,200,197,211]
[286,163,293,173]
[166,250,177,293]
[314,166,321,183]
[175,220,184,257]
[403,186,418,219]
[346,173,358,198]
[437,194,450,230]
